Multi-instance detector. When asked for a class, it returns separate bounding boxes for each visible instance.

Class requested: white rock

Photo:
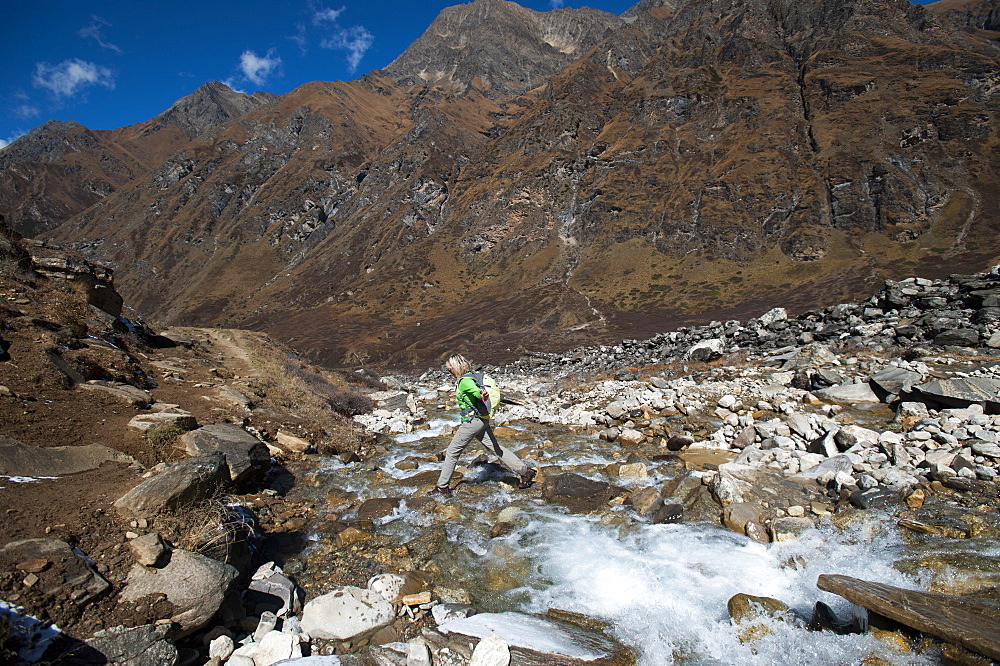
[300,586,395,641]
[127,411,197,432]
[253,631,300,666]
[275,431,311,454]
[440,612,610,661]
[619,428,646,446]
[757,307,787,327]
[814,383,880,404]
[834,425,879,451]
[718,394,737,410]
[209,635,235,661]
[253,612,278,642]
[470,633,511,666]
[617,463,647,478]
[687,338,725,360]
[924,449,957,467]
[432,603,476,626]
[406,637,433,666]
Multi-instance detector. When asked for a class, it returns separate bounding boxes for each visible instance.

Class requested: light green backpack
[465,371,501,419]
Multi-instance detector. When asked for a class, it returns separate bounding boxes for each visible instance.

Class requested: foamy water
[503,510,932,665]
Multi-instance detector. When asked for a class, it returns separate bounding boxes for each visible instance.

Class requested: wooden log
[817,574,1000,660]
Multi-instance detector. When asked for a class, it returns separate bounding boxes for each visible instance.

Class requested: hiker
[429,354,535,497]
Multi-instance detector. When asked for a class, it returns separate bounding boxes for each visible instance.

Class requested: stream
[283,385,999,665]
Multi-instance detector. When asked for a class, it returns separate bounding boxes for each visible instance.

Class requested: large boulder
[77,380,153,406]
[127,411,198,432]
[179,424,270,485]
[869,367,922,400]
[757,307,788,327]
[113,453,230,520]
[814,382,881,404]
[723,503,761,535]
[792,454,855,482]
[247,562,303,617]
[85,623,178,666]
[356,497,403,522]
[781,344,837,370]
[914,378,1000,413]
[933,329,980,347]
[300,586,395,641]
[709,463,761,506]
[120,549,239,638]
[687,339,724,362]
[834,425,879,452]
[540,473,618,513]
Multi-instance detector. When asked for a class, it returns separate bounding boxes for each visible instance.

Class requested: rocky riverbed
[3,241,1000,665]
[340,267,1000,665]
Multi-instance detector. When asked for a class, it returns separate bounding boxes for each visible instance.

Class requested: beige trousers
[436,417,529,487]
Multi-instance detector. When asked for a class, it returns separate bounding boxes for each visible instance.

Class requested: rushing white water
[393,417,457,444]
[494,509,935,666]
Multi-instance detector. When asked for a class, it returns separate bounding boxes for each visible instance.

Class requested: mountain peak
[145,81,279,138]
[381,0,622,96]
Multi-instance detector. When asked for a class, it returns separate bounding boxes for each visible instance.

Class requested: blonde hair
[445,354,472,376]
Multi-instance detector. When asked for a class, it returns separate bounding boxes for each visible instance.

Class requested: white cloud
[0,139,8,150]
[238,49,282,86]
[33,59,115,98]
[14,104,40,119]
[550,0,565,7]
[78,16,122,54]
[312,7,345,24]
[321,25,374,73]
[222,78,247,94]
[290,24,310,54]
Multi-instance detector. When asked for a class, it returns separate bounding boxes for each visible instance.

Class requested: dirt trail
[203,329,255,372]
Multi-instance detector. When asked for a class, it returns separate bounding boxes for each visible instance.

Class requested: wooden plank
[817,574,1000,660]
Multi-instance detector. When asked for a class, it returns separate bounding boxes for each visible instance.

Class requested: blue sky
[0,0,641,149]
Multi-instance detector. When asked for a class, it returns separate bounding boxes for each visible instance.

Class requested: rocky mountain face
[2,0,999,368]
[0,83,279,237]
[381,0,623,96]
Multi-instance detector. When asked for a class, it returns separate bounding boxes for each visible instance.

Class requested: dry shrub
[277,357,373,417]
[49,284,89,338]
[144,424,187,457]
[157,496,257,568]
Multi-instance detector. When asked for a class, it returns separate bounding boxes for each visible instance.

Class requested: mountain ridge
[0,81,284,238]
[3,0,999,368]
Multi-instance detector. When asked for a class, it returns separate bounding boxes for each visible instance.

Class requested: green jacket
[455,375,486,421]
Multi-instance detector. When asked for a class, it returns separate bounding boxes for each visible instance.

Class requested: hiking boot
[428,485,452,497]
[518,467,536,489]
